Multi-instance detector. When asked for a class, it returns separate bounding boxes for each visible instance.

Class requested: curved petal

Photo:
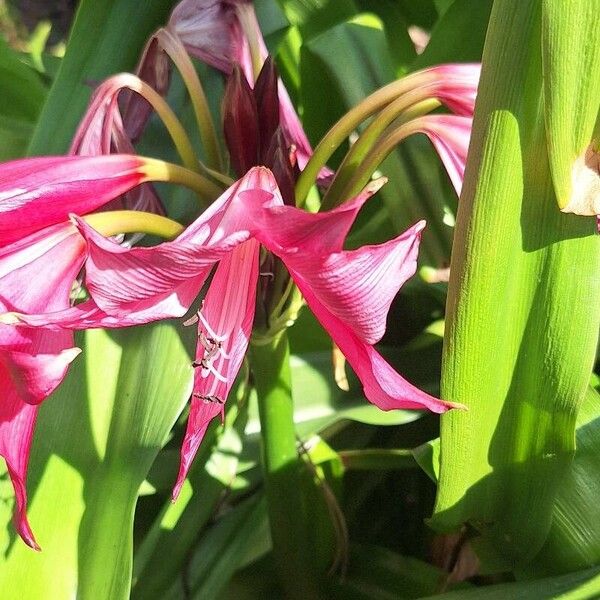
[69,168,274,318]
[0,223,85,548]
[0,393,39,550]
[168,0,238,72]
[253,192,425,344]
[0,155,149,245]
[417,114,472,196]
[244,178,385,254]
[290,274,460,413]
[174,239,259,498]
[1,347,81,406]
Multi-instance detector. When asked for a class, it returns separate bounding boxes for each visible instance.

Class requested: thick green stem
[250,332,320,599]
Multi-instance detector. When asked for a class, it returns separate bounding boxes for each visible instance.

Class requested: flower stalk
[250,331,320,599]
[155,28,223,171]
[111,73,199,173]
[295,64,479,206]
[83,210,184,240]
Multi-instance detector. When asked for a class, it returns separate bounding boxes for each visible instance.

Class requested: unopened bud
[222,64,259,175]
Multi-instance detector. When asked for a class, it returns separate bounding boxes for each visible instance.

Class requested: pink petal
[0,224,86,548]
[0,392,40,550]
[174,239,259,498]
[416,114,472,196]
[246,182,421,344]
[245,178,384,254]
[69,169,271,319]
[168,0,238,73]
[1,347,81,405]
[427,63,481,117]
[288,264,459,414]
[0,155,149,245]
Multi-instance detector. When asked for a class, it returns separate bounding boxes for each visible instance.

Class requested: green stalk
[156,28,223,171]
[321,96,440,210]
[115,74,200,174]
[250,332,320,599]
[432,0,600,572]
[142,157,224,203]
[84,210,184,239]
[327,119,424,210]
[295,69,441,206]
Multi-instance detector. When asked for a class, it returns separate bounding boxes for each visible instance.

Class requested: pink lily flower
[0,153,165,547]
[168,0,327,176]
[10,168,461,498]
[70,74,166,216]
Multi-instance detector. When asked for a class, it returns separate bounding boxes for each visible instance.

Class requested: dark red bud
[254,56,280,159]
[222,64,259,175]
[264,130,295,206]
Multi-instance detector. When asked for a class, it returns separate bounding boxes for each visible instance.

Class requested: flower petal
[417,114,472,196]
[174,239,259,498]
[252,191,424,344]
[288,271,459,413]
[0,223,86,548]
[0,391,40,550]
[67,168,274,319]
[246,178,385,254]
[0,155,149,245]
[168,0,238,72]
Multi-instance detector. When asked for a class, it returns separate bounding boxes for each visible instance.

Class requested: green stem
[141,158,224,204]
[321,96,440,209]
[117,73,199,173]
[83,210,184,239]
[250,332,320,599]
[295,69,441,206]
[338,449,417,471]
[324,120,422,210]
[156,28,224,171]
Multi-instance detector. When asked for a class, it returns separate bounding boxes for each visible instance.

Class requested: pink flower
[0,153,159,547]
[11,168,461,499]
[168,0,327,176]
[70,74,166,216]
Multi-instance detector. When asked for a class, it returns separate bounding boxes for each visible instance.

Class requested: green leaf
[412,437,440,482]
[245,350,429,440]
[419,565,600,600]
[165,496,270,600]
[276,0,358,39]
[132,398,248,599]
[411,0,493,69]
[330,543,470,599]
[0,326,191,600]
[541,0,600,212]
[526,385,600,576]
[432,0,600,572]
[0,115,34,160]
[0,38,47,123]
